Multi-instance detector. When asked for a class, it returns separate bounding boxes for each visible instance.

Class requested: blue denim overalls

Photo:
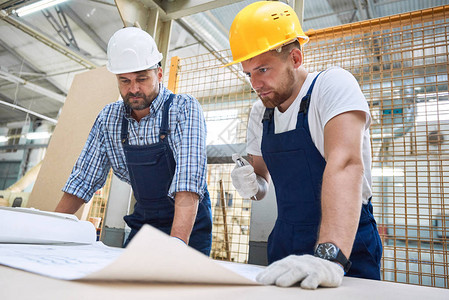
[121,94,212,255]
[261,73,382,279]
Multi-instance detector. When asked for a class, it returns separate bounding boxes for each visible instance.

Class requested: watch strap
[336,249,352,273]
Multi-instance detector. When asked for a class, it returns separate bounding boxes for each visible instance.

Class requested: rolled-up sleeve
[169,95,207,201]
[62,115,112,202]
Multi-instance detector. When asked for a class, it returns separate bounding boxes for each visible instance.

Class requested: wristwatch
[314,242,352,273]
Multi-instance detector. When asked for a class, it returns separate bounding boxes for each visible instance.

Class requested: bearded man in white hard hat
[228,1,382,288]
[55,27,212,254]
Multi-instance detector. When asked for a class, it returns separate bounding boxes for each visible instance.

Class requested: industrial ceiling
[0,0,447,127]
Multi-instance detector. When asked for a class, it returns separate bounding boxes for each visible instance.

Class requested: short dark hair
[274,40,301,60]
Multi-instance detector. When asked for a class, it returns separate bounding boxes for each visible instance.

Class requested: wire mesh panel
[87,170,113,240]
[165,51,258,263]
[305,6,449,288]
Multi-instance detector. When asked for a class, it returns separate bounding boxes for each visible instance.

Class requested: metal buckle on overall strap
[262,108,274,122]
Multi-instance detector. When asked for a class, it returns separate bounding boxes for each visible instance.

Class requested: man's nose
[250,76,262,91]
[129,81,140,93]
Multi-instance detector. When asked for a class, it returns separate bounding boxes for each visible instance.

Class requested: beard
[259,91,288,108]
[257,68,296,109]
[122,92,153,111]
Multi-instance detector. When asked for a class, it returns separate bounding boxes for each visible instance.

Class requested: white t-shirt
[246,67,373,204]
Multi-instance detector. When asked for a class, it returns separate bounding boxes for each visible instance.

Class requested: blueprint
[0,242,123,280]
[0,208,263,284]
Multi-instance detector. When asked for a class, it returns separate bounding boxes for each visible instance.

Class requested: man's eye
[137,77,148,82]
[244,72,251,78]
[120,80,130,84]
[259,68,267,73]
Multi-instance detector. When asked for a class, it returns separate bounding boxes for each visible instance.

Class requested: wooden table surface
[1,265,448,300]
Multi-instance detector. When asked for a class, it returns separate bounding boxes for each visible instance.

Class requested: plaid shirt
[63,84,208,202]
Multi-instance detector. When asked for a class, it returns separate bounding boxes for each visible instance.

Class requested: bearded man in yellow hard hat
[228,1,382,289]
[55,27,212,254]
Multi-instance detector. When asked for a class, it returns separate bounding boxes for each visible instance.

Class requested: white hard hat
[106,27,163,74]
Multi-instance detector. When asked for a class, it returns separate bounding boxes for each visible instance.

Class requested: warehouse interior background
[0,0,448,290]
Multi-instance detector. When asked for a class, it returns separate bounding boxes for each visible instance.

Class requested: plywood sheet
[28,67,118,218]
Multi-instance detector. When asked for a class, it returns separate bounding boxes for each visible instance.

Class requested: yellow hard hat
[225,1,308,67]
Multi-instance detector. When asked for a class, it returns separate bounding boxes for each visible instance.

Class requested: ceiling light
[26,132,52,140]
[15,0,69,17]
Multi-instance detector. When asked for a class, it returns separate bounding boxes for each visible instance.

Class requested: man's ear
[290,48,303,68]
[157,67,163,83]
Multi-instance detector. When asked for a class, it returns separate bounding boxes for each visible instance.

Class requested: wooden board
[28,67,118,218]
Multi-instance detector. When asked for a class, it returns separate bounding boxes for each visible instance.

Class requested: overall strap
[299,71,323,114]
[262,107,275,135]
[263,107,275,122]
[159,93,175,140]
[121,112,129,145]
[296,71,324,133]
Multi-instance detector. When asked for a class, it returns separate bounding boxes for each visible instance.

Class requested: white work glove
[256,255,344,289]
[231,154,258,199]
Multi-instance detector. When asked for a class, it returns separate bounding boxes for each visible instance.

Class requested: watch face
[316,243,338,260]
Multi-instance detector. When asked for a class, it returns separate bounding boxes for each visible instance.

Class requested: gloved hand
[256,255,344,289]
[231,153,258,199]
